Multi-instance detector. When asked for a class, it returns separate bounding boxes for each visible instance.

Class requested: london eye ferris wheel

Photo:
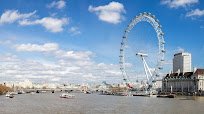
[119,12,166,90]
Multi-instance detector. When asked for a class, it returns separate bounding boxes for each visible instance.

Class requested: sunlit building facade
[173,52,191,73]
[162,69,204,95]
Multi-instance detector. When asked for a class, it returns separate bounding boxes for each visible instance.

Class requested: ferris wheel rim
[119,12,165,84]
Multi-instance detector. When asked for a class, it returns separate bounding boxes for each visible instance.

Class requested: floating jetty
[157,94,175,98]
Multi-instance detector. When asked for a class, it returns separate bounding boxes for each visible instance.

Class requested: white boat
[60,93,75,99]
[18,90,25,94]
[149,94,157,97]
[30,92,35,94]
[41,91,47,93]
[10,92,18,95]
[5,93,14,98]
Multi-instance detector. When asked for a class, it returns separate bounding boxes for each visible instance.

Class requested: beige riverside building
[162,69,204,95]
[162,52,204,95]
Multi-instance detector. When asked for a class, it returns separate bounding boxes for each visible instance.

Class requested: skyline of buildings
[2,50,204,95]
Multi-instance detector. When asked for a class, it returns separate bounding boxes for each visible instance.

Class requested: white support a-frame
[136,53,153,85]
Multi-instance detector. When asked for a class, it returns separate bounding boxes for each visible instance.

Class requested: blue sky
[0,0,204,83]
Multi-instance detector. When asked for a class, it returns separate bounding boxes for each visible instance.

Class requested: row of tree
[0,84,11,95]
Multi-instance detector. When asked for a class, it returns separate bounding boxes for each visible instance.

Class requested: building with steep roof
[162,69,204,95]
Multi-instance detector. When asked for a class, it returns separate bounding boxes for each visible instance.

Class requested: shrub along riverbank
[0,84,11,95]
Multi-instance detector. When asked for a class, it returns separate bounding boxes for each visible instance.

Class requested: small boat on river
[60,93,75,99]
[5,93,14,98]
[9,92,18,95]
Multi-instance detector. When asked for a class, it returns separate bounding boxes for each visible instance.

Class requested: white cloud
[0,53,19,62]
[0,10,68,33]
[19,17,68,32]
[82,73,97,81]
[161,0,199,8]
[0,10,36,24]
[105,70,121,76]
[2,42,125,83]
[175,47,185,53]
[88,1,125,24]
[186,9,204,17]
[47,0,66,9]
[0,53,122,83]
[54,50,93,60]
[68,26,81,36]
[15,42,93,61]
[50,77,61,82]
[15,43,59,52]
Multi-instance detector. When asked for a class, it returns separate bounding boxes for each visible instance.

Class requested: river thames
[0,92,204,114]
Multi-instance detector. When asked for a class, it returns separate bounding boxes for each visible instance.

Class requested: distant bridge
[22,88,79,92]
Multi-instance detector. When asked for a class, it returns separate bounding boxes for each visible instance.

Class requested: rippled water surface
[0,92,204,114]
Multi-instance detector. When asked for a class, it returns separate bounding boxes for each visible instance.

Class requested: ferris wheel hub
[136,53,148,57]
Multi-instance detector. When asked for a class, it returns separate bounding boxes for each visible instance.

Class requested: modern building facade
[173,52,191,73]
